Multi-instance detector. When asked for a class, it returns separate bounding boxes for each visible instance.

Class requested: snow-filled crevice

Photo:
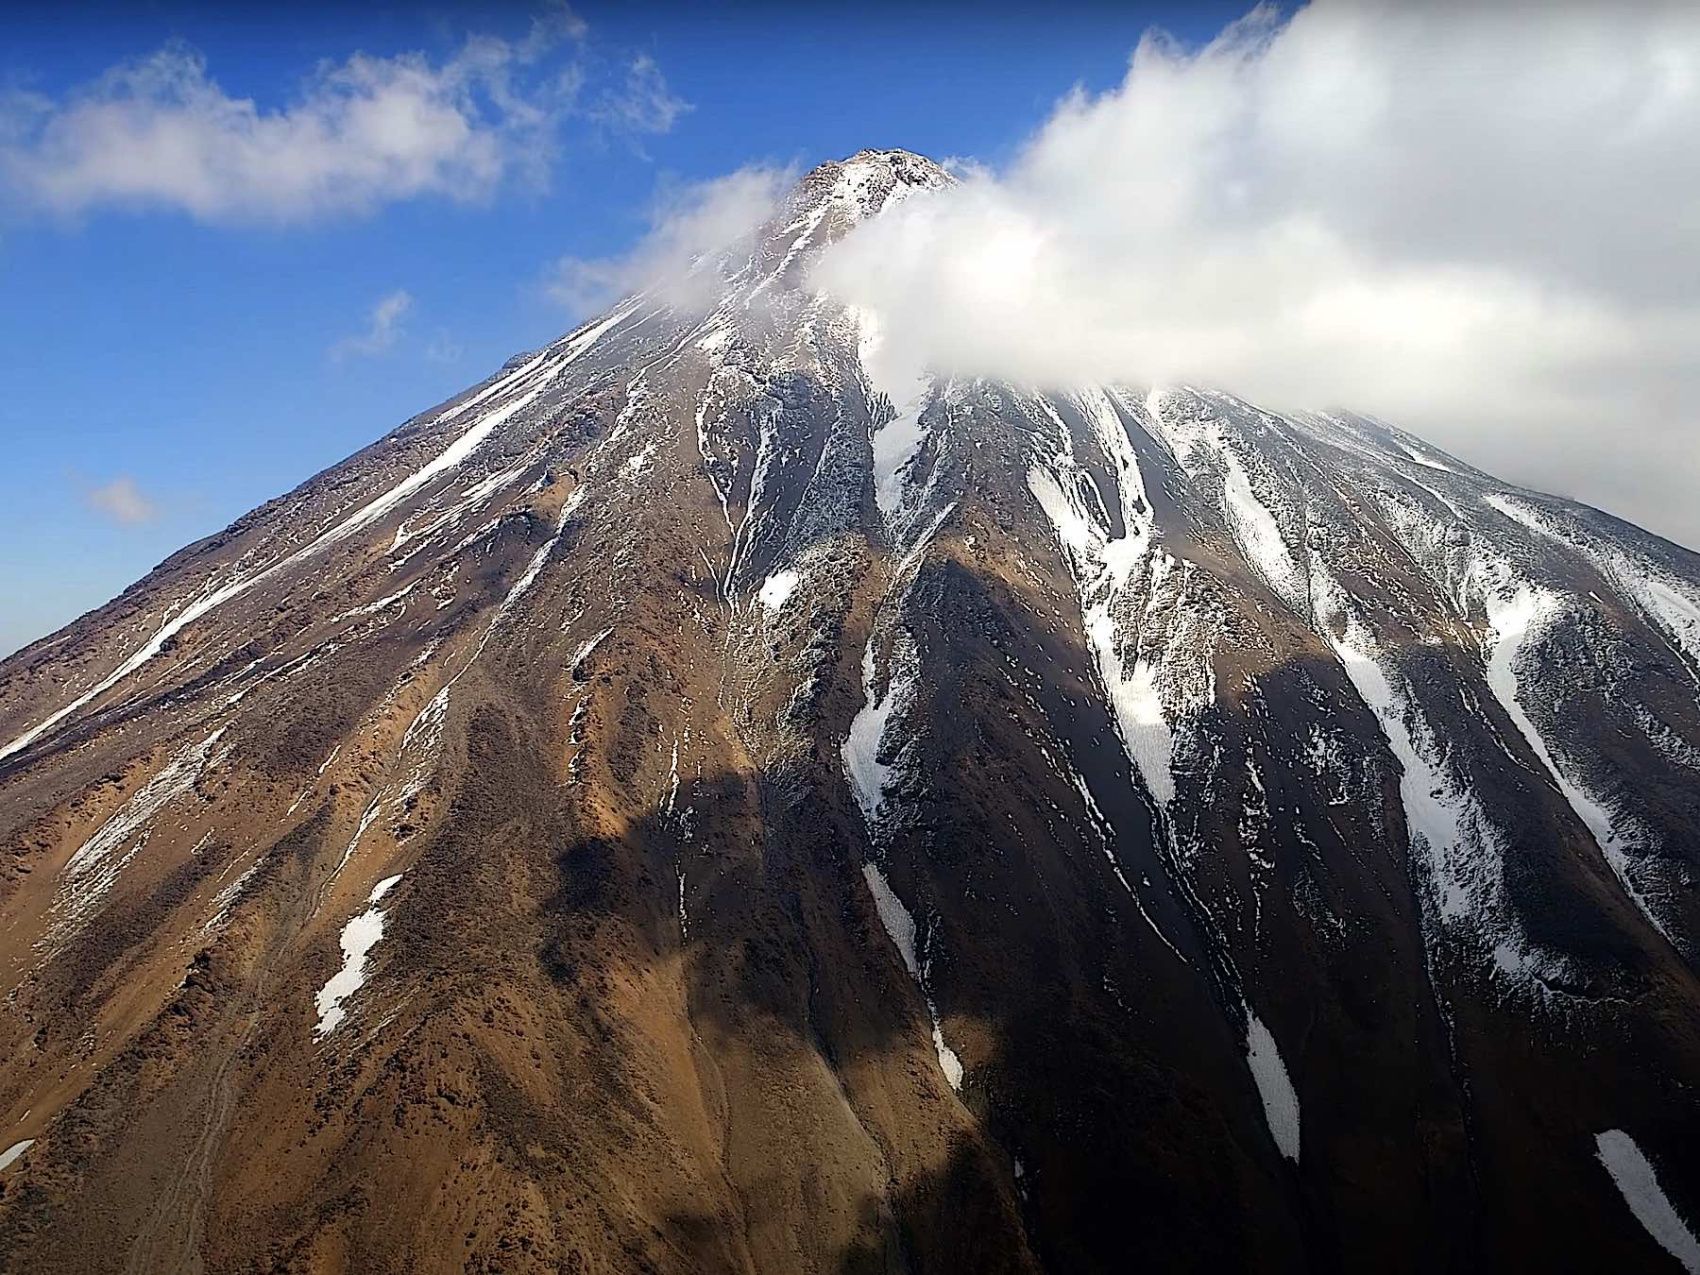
[1596,1129,1700,1273]
[1488,493,1700,689]
[1309,563,1547,987]
[862,862,963,1090]
[47,727,225,946]
[1478,579,1670,938]
[842,498,963,1092]
[1026,387,1236,973]
[1244,1012,1301,1162]
[314,873,405,1039]
[1025,388,1220,820]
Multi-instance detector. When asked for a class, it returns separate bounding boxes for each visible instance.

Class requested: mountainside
[4,148,1700,1273]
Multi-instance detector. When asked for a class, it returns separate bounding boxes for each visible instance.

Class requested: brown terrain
[2,150,1700,1273]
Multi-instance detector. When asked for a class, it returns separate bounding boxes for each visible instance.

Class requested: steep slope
[2,149,1700,1274]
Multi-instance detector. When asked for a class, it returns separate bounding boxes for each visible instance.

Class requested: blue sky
[0,1,1247,656]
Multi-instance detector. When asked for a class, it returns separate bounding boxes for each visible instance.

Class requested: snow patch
[0,1140,33,1172]
[1312,565,1541,978]
[1489,493,1700,678]
[313,874,405,1039]
[1026,391,1214,815]
[54,728,224,938]
[1245,1014,1301,1162]
[861,862,961,1091]
[1219,447,1308,614]
[1481,582,1668,936]
[757,567,800,613]
[862,862,920,978]
[1596,1130,1700,1272]
[871,378,934,525]
[843,632,918,824]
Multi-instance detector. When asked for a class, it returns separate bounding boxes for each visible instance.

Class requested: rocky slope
[2,149,1700,1273]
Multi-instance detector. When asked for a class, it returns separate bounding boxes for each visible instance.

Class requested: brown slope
[2,150,1700,1273]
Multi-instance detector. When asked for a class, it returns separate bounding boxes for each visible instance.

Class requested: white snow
[313,874,404,1039]
[757,568,800,613]
[570,627,613,675]
[1488,493,1700,678]
[1097,641,1177,808]
[334,791,386,877]
[843,633,916,823]
[1484,491,1551,535]
[720,393,782,600]
[202,858,261,936]
[0,1140,33,1172]
[389,464,528,553]
[53,728,224,939]
[1026,391,1213,815]
[1309,561,1550,983]
[931,1025,965,1090]
[1480,582,1668,936]
[862,862,920,977]
[1219,447,1309,614]
[498,497,575,617]
[861,861,962,1091]
[1397,440,1457,473]
[1596,1129,1700,1272]
[870,377,934,524]
[1244,1014,1301,1162]
[330,580,420,623]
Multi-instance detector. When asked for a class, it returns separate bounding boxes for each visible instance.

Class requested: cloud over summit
[812,1,1700,548]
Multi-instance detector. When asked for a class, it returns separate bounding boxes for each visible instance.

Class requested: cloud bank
[811,1,1700,549]
[0,8,685,224]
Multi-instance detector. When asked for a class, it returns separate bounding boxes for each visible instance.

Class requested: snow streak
[1596,1130,1700,1273]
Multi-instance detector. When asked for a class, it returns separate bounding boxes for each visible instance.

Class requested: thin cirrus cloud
[0,8,687,226]
[810,0,1700,550]
[588,55,690,137]
[330,289,414,361]
[83,476,158,526]
[544,162,796,315]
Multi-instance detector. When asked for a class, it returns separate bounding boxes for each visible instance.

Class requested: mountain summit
[3,151,1700,1273]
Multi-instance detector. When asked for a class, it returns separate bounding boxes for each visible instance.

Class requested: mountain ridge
[2,148,1700,1274]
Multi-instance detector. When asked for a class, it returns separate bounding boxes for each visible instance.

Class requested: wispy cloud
[589,55,690,137]
[545,163,793,315]
[812,1,1700,547]
[83,475,157,525]
[0,7,686,225]
[331,289,413,360]
[425,330,464,364]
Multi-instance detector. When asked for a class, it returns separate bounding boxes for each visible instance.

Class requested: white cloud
[0,8,685,225]
[811,1,1700,549]
[546,163,794,314]
[331,289,413,360]
[590,55,691,137]
[84,475,157,525]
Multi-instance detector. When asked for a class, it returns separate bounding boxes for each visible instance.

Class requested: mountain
[3,148,1700,1274]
